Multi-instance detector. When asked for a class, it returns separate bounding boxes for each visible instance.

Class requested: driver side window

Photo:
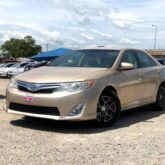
[120,51,138,69]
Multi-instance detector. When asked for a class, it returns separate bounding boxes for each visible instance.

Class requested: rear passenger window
[136,51,156,68]
[20,63,28,67]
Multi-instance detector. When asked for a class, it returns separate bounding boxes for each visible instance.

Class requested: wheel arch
[101,85,118,96]
[96,85,121,111]
[100,85,121,108]
[153,81,165,110]
[96,85,121,125]
[155,81,165,100]
[159,81,165,87]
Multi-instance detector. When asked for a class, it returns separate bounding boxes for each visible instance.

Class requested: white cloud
[0,30,28,42]
[31,25,61,39]
[118,37,142,45]
[0,23,62,50]
[91,30,113,39]
[107,13,144,29]
[48,0,116,25]
[0,1,19,7]
[0,0,165,50]
[80,33,94,41]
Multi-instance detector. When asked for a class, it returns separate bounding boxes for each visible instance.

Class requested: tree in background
[0,36,42,60]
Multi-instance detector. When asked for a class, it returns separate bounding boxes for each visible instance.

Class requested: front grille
[9,103,60,116]
[17,80,60,94]
[18,86,56,93]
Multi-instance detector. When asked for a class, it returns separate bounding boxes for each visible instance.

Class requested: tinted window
[120,51,138,68]
[19,63,28,67]
[12,64,19,68]
[0,64,5,67]
[5,63,15,68]
[49,50,120,68]
[158,59,165,65]
[136,51,156,68]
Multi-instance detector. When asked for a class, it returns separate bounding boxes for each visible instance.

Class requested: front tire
[96,91,121,126]
[154,85,165,111]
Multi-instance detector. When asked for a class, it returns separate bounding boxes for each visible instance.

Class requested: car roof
[76,47,144,52]
[78,47,120,51]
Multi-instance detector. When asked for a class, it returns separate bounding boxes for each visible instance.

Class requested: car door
[118,50,143,109]
[135,50,160,102]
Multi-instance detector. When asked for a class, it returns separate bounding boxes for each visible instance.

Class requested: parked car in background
[0,63,17,77]
[7,62,32,77]
[4,48,165,126]
[0,64,6,68]
[25,61,48,71]
[0,63,16,68]
[157,58,165,65]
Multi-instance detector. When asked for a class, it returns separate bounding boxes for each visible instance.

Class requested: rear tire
[153,85,165,111]
[96,91,121,126]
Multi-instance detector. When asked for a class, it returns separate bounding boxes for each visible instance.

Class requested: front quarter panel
[160,66,165,83]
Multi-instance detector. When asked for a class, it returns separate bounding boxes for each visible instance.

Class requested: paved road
[0,79,165,165]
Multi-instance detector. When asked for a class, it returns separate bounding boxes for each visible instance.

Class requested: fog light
[68,103,85,116]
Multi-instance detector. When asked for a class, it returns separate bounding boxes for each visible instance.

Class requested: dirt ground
[0,79,165,165]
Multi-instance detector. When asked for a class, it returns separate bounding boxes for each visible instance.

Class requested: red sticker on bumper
[24,94,34,103]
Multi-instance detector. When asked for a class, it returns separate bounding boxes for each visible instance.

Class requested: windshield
[16,63,29,68]
[0,64,5,67]
[49,50,120,68]
[12,64,20,68]
[4,63,16,68]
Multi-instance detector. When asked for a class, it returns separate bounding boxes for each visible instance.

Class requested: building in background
[145,49,165,58]
[0,50,15,63]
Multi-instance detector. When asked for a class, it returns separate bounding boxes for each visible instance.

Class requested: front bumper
[4,86,99,121]
[8,72,17,77]
[0,72,7,77]
[8,71,23,77]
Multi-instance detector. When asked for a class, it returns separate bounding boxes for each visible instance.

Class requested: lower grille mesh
[9,103,60,116]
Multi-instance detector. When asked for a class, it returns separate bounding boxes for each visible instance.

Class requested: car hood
[15,66,112,83]
[0,67,14,72]
[7,67,16,70]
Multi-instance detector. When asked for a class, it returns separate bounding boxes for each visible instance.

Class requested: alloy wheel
[97,95,116,123]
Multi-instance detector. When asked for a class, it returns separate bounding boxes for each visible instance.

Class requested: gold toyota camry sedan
[4,48,165,126]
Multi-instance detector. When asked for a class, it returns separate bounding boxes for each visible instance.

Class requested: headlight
[59,80,95,92]
[9,78,17,88]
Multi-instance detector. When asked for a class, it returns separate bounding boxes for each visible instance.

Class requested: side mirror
[119,62,135,70]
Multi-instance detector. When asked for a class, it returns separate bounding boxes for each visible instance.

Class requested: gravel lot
[0,79,165,165]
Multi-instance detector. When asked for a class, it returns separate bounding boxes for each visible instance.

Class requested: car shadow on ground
[0,95,5,99]
[10,106,165,134]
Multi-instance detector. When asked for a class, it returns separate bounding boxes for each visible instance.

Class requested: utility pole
[45,44,49,52]
[152,25,157,51]
[123,17,128,47]
[124,27,127,47]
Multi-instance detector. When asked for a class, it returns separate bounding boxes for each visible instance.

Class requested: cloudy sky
[0,0,165,51]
